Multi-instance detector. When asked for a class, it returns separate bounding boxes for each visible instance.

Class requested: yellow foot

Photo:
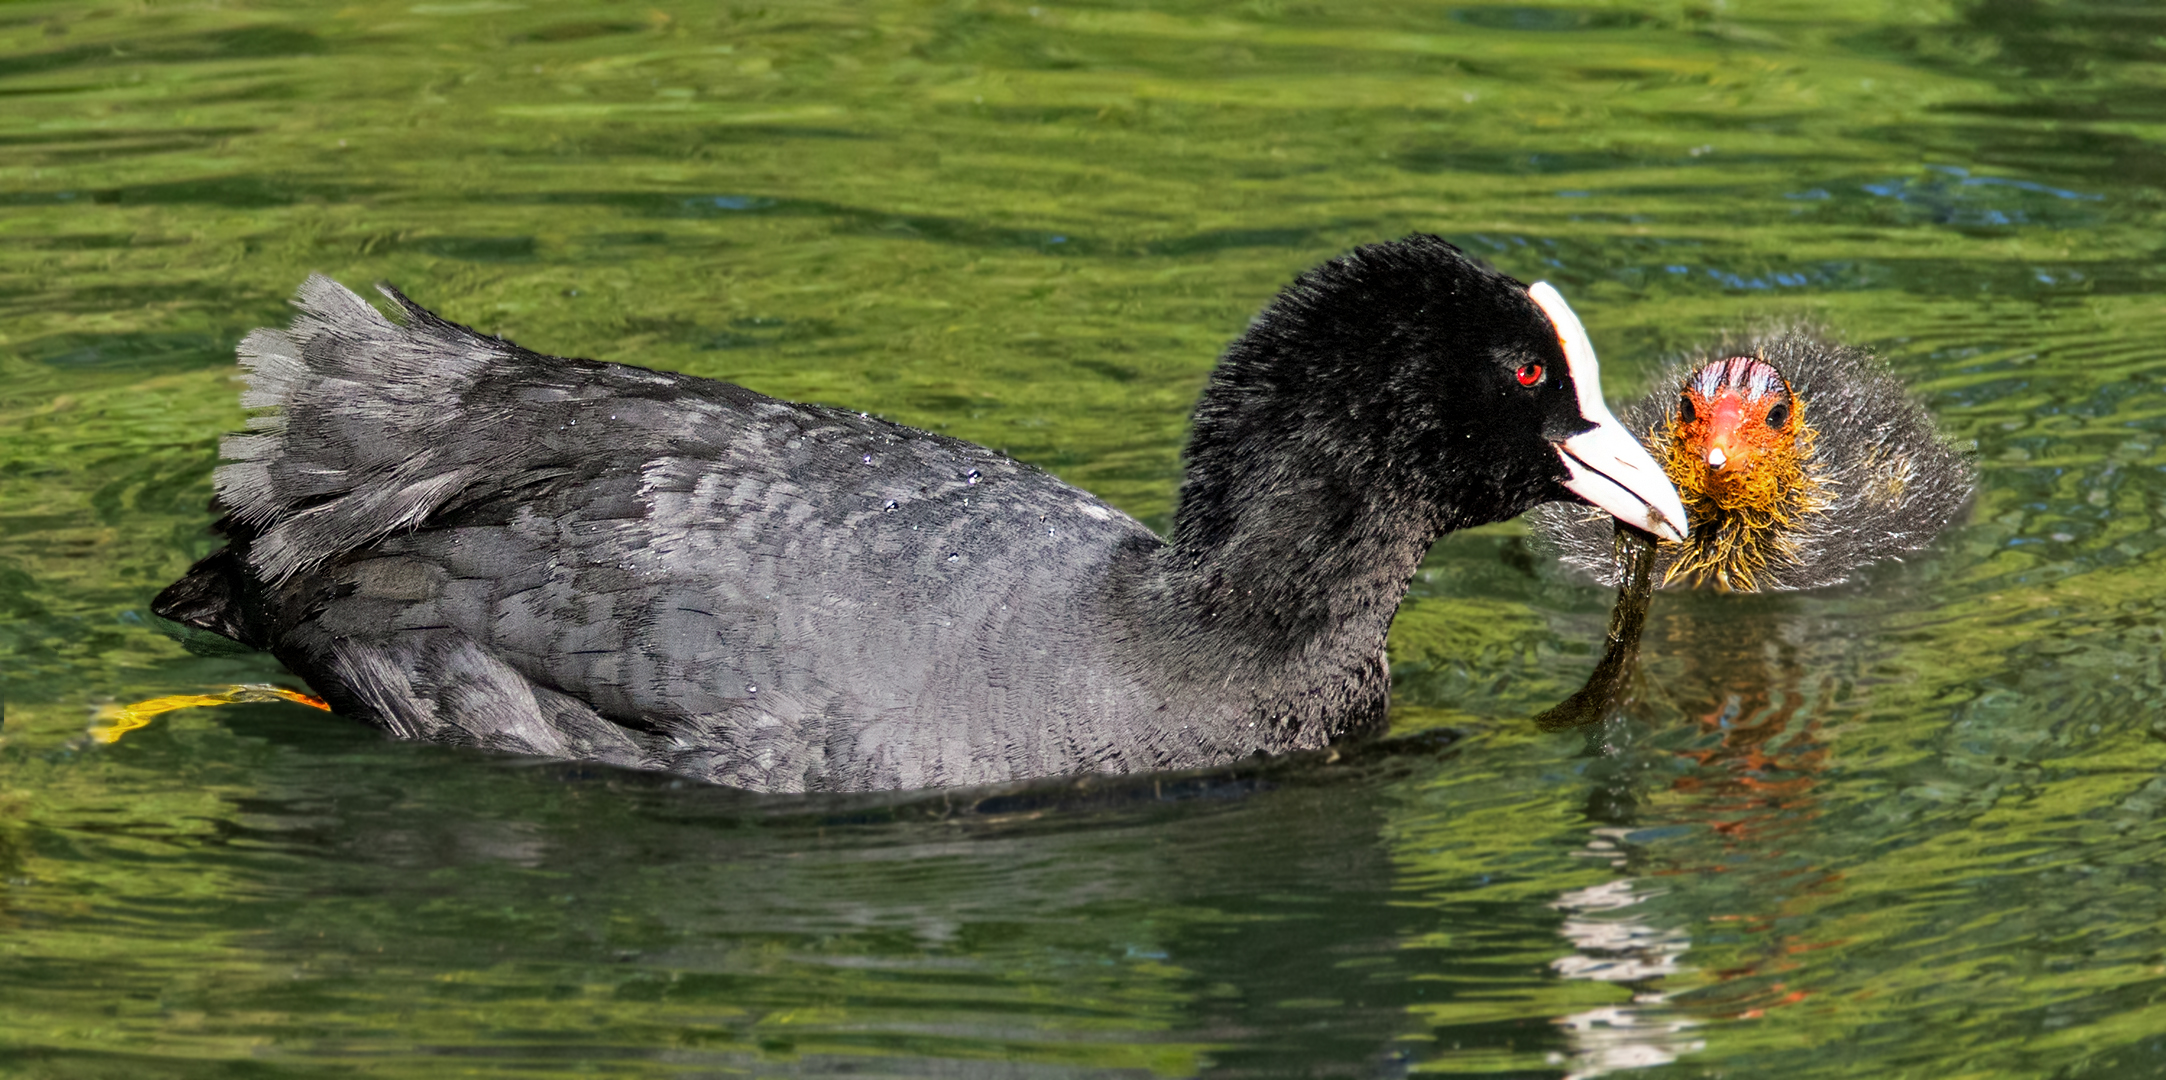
[92,685,330,744]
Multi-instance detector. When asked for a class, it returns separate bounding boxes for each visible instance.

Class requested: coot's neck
[1110,338,1480,751]
[1141,466,1449,684]
[1095,236,1590,754]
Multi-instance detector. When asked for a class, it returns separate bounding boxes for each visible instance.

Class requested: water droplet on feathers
[965,469,980,485]
[883,500,898,513]
[862,453,874,465]
[947,553,960,562]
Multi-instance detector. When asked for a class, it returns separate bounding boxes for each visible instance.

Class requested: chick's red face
[1674,357,1798,500]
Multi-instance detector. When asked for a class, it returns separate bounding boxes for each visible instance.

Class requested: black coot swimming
[154,235,1686,792]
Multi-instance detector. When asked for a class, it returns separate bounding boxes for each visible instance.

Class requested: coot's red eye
[1515,363,1543,387]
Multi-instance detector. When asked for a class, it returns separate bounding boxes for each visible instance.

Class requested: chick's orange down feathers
[1654,356,1829,591]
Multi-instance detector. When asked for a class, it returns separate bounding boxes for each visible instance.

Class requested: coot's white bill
[1529,281,1689,543]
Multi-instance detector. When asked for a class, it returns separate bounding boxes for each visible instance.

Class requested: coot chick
[154,235,1685,792]
[1532,329,1972,593]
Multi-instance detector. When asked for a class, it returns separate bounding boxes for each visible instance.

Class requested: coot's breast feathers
[1531,329,1974,591]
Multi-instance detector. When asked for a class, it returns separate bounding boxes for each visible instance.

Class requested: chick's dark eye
[1678,395,1697,423]
[1515,363,1543,387]
[1766,399,1791,429]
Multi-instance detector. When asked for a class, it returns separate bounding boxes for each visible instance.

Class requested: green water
[5,0,2166,1075]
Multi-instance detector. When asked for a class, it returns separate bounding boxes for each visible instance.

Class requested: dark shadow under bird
[153,236,1687,793]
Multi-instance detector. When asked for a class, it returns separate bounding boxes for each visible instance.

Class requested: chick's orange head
[1672,356,1801,506]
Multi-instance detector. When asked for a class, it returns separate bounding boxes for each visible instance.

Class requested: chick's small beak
[1529,283,1690,542]
[1702,394,1746,472]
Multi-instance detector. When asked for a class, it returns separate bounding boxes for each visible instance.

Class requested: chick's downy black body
[156,236,1682,792]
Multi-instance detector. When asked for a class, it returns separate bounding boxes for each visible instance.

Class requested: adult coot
[154,236,1686,792]
[1532,329,1972,593]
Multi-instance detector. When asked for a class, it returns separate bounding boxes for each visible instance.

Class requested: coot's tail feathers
[218,274,528,586]
[150,545,260,646]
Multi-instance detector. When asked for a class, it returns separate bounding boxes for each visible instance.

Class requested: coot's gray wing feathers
[216,276,1182,790]
[398,439,1168,790]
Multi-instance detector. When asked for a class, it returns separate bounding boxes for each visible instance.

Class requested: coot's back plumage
[156,237,1687,792]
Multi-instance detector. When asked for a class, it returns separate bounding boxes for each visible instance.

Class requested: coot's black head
[1174,234,1685,555]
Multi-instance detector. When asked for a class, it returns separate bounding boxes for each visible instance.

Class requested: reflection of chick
[1534,331,1974,592]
